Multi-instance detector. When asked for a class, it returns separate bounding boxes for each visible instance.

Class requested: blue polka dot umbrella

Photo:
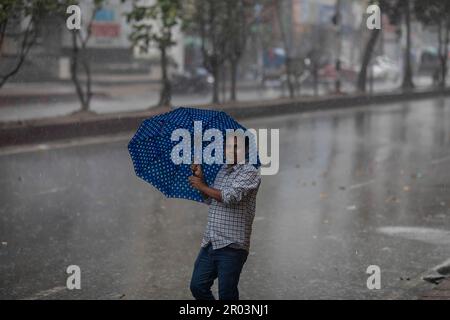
[128,107,260,203]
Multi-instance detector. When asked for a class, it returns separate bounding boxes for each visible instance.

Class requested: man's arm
[198,183,223,202]
[190,164,222,203]
[189,176,223,202]
[220,166,260,205]
[199,187,212,204]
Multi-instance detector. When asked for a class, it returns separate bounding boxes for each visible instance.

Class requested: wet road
[1,97,450,299]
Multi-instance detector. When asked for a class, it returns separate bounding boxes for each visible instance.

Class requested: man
[188,136,261,300]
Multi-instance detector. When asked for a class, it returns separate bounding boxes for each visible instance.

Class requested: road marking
[0,133,132,157]
[34,186,68,196]
[348,179,375,190]
[431,155,450,165]
[22,286,66,300]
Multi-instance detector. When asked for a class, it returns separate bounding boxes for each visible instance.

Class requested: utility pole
[333,0,342,94]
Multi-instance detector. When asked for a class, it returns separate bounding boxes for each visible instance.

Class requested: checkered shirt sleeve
[200,164,261,252]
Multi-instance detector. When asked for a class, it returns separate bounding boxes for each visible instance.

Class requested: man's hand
[189,164,207,191]
[190,164,204,179]
[189,164,223,202]
[189,175,207,191]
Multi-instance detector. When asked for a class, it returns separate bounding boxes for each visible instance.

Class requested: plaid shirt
[201,163,261,252]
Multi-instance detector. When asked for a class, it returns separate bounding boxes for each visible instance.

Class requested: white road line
[22,286,67,300]
[431,155,450,165]
[348,179,375,190]
[34,187,68,196]
[0,133,132,157]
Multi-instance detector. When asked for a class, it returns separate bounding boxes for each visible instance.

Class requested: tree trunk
[0,18,36,89]
[402,1,414,90]
[70,31,87,110]
[357,28,381,92]
[211,59,220,104]
[221,63,226,103]
[230,59,238,101]
[81,59,92,112]
[313,64,319,96]
[284,58,295,98]
[440,24,449,88]
[158,45,171,107]
[0,20,8,57]
[275,0,294,98]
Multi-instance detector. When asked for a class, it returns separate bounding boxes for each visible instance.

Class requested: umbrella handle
[191,164,201,177]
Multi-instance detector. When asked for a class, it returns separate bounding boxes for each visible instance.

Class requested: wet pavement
[1,97,450,299]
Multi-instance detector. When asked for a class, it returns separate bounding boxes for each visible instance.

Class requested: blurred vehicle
[172,67,214,94]
[318,61,358,83]
[370,56,400,81]
[418,47,440,75]
[418,47,450,79]
[262,47,286,86]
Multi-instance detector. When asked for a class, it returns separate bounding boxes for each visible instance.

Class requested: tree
[401,0,414,90]
[357,0,381,93]
[306,39,327,97]
[187,0,228,104]
[124,0,183,107]
[357,0,402,92]
[224,0,251,102]
[274,0,295,98]
[0,0,59,88]
[414,0,450,88]
[64,0,105,114]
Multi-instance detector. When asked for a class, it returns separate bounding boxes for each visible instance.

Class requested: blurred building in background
[1,0,186,82]
[59,0,137,80]
[0,0,445,86]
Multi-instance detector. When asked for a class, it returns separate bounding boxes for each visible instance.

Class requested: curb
[0,92,109,107]
[420,278,450,300]
[0,80,260,106]
[1,88,450,148]
[0,106,170,148]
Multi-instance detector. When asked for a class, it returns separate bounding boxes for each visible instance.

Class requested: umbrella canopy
[128,107,260,203]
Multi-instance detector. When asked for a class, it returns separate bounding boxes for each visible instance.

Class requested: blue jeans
[190,243,248,300]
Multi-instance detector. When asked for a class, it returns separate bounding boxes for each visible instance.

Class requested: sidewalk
[420,278,450,300]
[1,87,450,148]
[1,76,427,109]
[0,80,158,107]
[0,78,263,107]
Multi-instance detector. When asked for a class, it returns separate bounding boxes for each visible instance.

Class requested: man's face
[225,136,245,165]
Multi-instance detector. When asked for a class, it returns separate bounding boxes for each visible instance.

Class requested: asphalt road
[1,97,450,299]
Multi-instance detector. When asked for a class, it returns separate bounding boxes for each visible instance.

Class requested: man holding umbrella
[188,135,261,300]
[128,107,262,300]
